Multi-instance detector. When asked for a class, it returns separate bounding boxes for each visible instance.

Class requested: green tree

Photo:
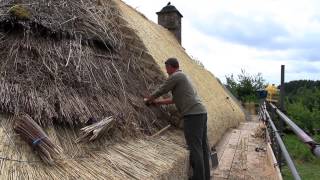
[225,69,265,102]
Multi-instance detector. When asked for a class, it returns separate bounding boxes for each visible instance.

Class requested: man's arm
[144,75,179,104]
[146,74,180,104]
[152,74,180,98]
[154,98,174,105]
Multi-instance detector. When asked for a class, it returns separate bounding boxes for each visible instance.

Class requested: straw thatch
[116,0,246,147]
[76,116,115,142]
[0,0,176,138]
[0,114,189,179]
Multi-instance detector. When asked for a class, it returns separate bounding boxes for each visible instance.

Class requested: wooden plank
[213,117,280,180]
[229,129,248,180]
[266,143,283,180]
[213,130,242,178]
[244,121,278,180]
[215,129,233,160]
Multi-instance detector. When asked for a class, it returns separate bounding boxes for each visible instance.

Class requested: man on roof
[144,57,210,180]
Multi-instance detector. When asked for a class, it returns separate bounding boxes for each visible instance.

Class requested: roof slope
[116,0,246,146]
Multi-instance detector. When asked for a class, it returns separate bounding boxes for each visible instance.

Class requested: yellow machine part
[265,84,279,102]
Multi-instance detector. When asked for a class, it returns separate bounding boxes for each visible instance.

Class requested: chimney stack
[156,2,183,44]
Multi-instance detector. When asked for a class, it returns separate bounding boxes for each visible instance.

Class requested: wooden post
[278,65,285,169]
[280,65,285,112]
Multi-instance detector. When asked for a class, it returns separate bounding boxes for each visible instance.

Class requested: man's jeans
[184,113,210,180]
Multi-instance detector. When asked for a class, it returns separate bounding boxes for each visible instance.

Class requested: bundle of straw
[14,114,62,165]
[252,124,266,138]
[76,116,115,142]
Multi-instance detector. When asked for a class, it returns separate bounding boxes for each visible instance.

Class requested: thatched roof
[0,0,174,138]
[0,1,190,178]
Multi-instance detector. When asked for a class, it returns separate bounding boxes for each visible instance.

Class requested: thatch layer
[0,0,123,51]
[0,114,189,179]
[0,0,174,137]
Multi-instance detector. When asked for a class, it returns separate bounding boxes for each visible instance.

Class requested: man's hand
[144,96,155,106]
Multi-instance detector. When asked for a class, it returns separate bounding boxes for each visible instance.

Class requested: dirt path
[212,115,279,180]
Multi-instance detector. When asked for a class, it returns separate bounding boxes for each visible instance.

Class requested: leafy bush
[225,69,265,103]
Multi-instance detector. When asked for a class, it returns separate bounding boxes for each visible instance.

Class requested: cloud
[291,48,320,62]
[191,11,320,62]
[194,13,290,50]
[298,66,320,74]
[195,12,320,50]
[123,0,320,83]
[277,60,320,82]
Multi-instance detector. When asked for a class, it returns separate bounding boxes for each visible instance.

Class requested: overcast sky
[123,0,320,84]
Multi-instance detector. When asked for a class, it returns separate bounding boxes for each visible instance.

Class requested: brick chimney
[156,2,183,44]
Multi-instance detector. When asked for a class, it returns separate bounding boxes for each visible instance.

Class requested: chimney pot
[156,3,183,44]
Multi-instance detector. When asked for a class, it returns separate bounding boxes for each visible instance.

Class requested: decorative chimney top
[156,2,183,18]
[156,2,183,44]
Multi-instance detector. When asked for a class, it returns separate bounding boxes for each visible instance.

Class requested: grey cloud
[289,64,320,74]
[193,13,320,62]
[194,13,290,49]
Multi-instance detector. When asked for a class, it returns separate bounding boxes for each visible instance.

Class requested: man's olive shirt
[151,70,207,116]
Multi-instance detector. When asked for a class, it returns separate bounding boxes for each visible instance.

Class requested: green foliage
[282,81,320,179]
[285,84,320,134]
[284,80,320,95]
[284,134,319,162]
[225,69,265,103]
[282,135,320,180]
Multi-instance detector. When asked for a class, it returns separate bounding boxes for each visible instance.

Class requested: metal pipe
[314,145,320,157]
[269,103,320,157]
[271,103,314,143]
[263,103,301,180]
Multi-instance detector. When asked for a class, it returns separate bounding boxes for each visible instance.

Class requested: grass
[282,134,320,180]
